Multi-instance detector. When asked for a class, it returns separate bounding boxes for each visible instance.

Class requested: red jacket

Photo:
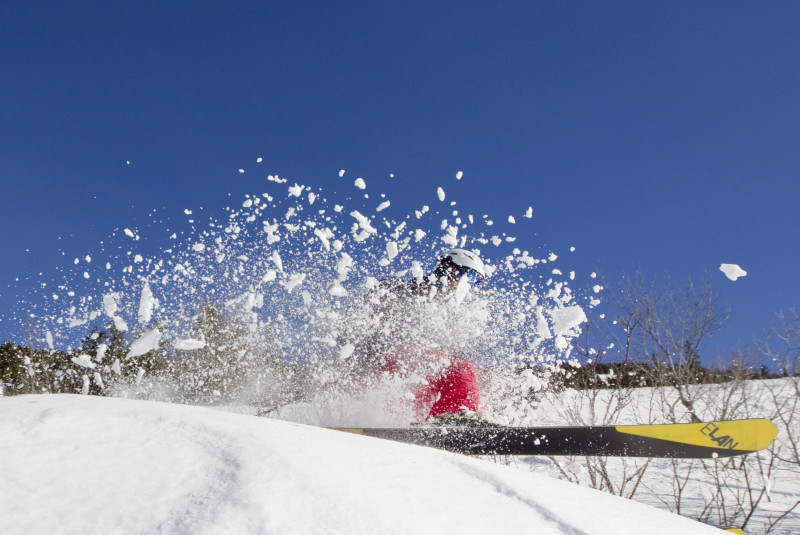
[379,343,480,419]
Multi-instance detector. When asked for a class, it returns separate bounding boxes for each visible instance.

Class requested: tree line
[0,305,284,404]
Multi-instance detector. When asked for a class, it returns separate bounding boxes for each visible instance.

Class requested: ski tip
[615,418,778,455]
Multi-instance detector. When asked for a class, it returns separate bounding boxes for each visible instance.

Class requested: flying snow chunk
[113,316,128,333]
[386,241,399,261]
[456,171,463,180]
[271,251,283,272]
[339,169,345,177]
[175,339,206,351]
[288,183,304,197]
[314,227,334,251]
[283,273,306,293]
[376,200,391,212]
[337,252,354,281]
[329,284,348,297]
[340,343,355,359]
[524,207,533,218]
[71,355,96,369]
[103,293,119,317]
[437,187,445,202]
[126,329,162,359]
[95,343,108,363]
[350,211,377,234]
[238,169,245,174]
[138,283,156,324]
[354,178,366,190]
[550,306,588,336]
[720,263,747,281]
[123,228,135,238]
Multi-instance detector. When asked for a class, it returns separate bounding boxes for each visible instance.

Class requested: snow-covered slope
[0,395,723,534]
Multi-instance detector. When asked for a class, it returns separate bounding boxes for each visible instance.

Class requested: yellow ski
[334,419,778,458]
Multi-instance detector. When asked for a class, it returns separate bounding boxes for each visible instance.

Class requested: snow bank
[0,395,721,535]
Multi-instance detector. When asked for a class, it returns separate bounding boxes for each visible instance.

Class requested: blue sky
[2,2,800,360]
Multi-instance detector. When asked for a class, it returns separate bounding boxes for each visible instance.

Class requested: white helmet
[434,248,485,286]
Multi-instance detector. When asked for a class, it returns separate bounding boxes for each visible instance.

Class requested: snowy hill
[0,394,724,534]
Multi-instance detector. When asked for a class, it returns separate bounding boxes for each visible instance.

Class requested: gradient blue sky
[2,1,800,359]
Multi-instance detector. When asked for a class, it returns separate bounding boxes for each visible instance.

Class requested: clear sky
[2,1,799,360]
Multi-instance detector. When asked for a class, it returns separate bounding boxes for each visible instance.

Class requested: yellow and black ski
[335,419,778,458]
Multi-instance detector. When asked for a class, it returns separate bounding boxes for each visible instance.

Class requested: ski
[334,418,778,458]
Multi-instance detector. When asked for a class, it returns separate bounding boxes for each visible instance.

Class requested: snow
[174,338,206,350]
[385,241,399,261]
[720,263,747,281]
[92,343,107,363]
[549,306,587,335]
[103,293,119,317]
[282,273,306,293]
[288,183,304,197]
[271,250,283,272]
[0,394,724,535]
[4,165,728,531]
[329,284,348,297]
[336,252,353,281]
[339,343,355,359]
[349,210,377,236]
[126,328,162,359]
[138,282,155,323]
[70,354,96,369]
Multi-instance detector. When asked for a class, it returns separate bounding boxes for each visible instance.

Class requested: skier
[338,248,487,423]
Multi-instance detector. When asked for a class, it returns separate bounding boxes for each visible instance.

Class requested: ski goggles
[455,266,483,287]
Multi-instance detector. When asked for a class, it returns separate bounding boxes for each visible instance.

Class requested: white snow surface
[0,394,722,535]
